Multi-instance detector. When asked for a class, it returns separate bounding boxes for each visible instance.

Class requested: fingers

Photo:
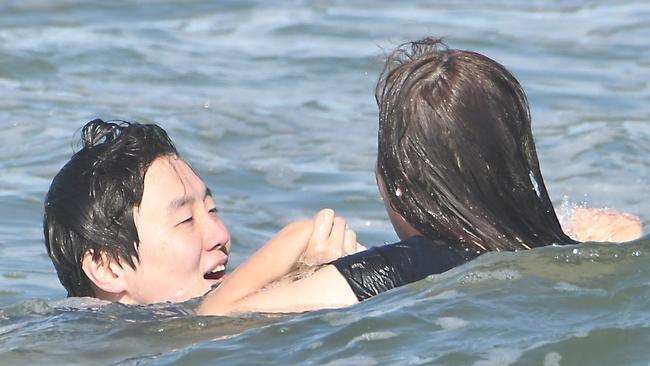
[343,226,357,255]
[303,208,365,265]
[330,217,346,247]
[324,217,347,260]
[309,208,334,248]
[302,209,335,265]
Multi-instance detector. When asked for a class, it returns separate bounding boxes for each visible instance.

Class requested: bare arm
[197,209,361,315]
[203,264,357,314]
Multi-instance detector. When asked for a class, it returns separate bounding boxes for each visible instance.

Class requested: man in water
[44,119,366,312]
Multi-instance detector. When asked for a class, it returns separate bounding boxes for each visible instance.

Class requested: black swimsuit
[330,236,467,301]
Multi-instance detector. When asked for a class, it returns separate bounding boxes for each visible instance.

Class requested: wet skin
[120,155,232,304]
[375,168,421,241]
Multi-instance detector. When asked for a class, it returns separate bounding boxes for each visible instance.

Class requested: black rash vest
[330,236,466,301]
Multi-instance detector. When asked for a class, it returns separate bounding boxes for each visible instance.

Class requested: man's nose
[202,214,230,252]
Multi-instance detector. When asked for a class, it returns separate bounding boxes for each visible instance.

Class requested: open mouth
[204,264,227,281]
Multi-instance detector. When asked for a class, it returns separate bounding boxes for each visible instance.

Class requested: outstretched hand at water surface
[567,207,643,243]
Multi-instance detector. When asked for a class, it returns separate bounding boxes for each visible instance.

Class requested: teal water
[1,0,649,364]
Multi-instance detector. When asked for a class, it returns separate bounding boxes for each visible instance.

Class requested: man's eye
[179,217,193,225]
[208,208,219,215]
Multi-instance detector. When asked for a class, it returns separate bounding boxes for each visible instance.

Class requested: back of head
[44,119,178,297]
[375,38,574,259]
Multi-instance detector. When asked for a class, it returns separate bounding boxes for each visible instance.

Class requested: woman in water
[372,37,641,258]
[320,38,643,303]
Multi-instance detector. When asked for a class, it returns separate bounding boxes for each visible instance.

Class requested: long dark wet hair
[376,38,576,261]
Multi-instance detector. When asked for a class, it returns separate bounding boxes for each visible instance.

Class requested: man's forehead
[146,156,189,183]
[142,156,207,206]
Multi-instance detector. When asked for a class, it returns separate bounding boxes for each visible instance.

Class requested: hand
[567,207,643,243]
[301,208,365,266]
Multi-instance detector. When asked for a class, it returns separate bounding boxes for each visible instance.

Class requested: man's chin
[204,274,228,294]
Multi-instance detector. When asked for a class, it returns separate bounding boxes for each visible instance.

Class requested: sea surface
[1,0,649,365]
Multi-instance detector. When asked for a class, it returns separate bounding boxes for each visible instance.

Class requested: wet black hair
[375,38,576,261]
[44,119,178,297]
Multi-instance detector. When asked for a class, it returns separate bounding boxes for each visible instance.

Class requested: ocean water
[0,0,649,365]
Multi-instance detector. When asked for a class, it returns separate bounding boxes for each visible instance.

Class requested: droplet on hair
[529,171,541,197]
[395,188,402,197]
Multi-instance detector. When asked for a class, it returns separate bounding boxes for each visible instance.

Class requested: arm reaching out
[197,209,361,315]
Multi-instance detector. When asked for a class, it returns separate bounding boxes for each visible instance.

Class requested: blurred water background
[0,0,649,365]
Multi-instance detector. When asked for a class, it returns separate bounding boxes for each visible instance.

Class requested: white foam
[346,331,397,347]
[305,341,323,350]
[405,355,436,365]
[434,317,469,330]
[572,331,589,338]
[553,282,607,296]
[553,282,583,292]
[323,355,378,366]
[321,312,362,327]
[544,352,562,366]
[429,289,460,300]
[473,348,523,366]
[460,269,521,284]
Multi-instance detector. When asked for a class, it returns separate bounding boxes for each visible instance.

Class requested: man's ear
[81,250,129,295]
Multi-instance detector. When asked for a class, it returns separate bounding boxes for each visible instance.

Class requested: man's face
[121,155,231,304]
